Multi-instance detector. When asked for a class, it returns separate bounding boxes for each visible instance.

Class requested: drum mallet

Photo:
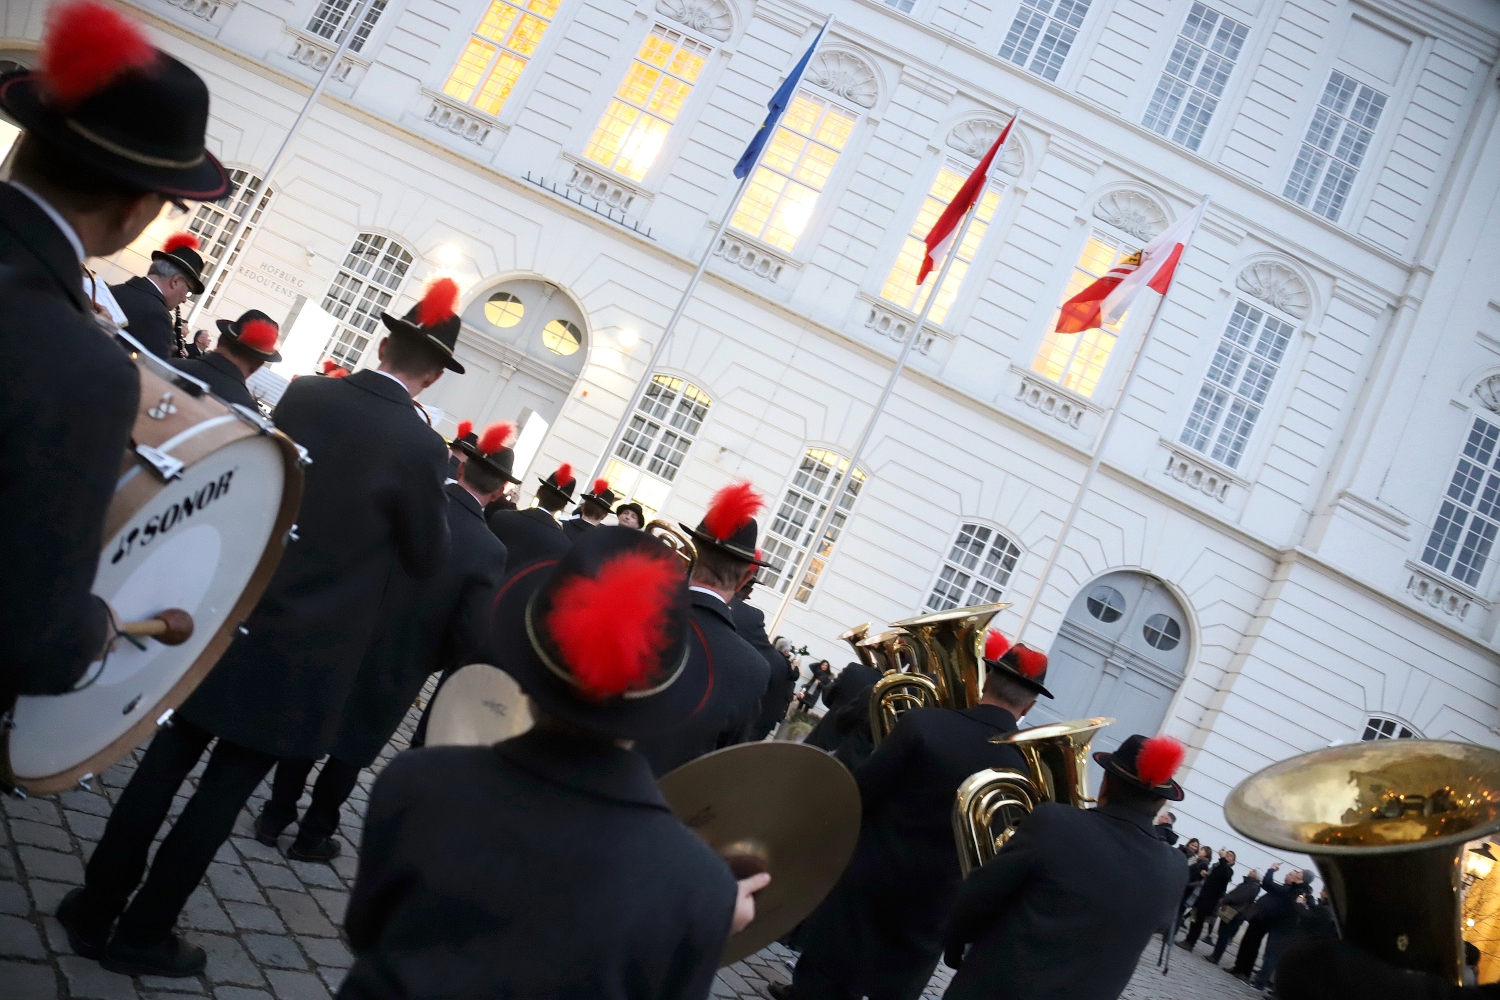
[122,609,195,646]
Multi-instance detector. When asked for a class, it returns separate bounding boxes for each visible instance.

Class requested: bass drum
[4,348,304,794]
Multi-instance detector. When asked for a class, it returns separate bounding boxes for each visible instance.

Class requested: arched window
[189,168,274,308]
[307,0,387,52]
[1421,414,1500,588]
[760,449,864,603]
[924,523,1021,612]
[1362,716,1419,741]
[603,373,712,517]
[320,233,414,371]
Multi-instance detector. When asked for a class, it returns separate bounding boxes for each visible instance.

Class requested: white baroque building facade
[4,0,1499,865]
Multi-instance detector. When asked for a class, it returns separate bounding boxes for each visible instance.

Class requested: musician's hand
[731,872,771,934]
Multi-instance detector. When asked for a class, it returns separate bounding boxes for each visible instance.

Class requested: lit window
[584,25,710,182]
[1141,3,1247,151]
[604,374,712,520]
[924,524,1021,612]
[306,0,388,52]
[999,0,1092,82]
[485,291,524,328]
[441,0,559,118]
[1421,416,1500,588]
[542,319,582,355]
[320,233,414,371]
[730,91,856,252]
[760,449,864,603]
[1178,300,1294,469]
[1362,716,1418,741]
[1030,233,1134,397]
[1284,71,1386,222]
[189,168,273,309]
[881,163,1002,324]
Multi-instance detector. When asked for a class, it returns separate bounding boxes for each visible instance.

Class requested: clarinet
[172,306,187,358]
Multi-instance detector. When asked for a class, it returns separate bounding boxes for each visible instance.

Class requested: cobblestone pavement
[0,692,1265,1000]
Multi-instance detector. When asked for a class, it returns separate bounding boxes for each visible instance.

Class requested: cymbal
[424,663,532,747]
[658,741,860,966]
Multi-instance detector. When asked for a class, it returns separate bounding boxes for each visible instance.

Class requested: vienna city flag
[1055,199,1206,333]
[918,115,1017,284]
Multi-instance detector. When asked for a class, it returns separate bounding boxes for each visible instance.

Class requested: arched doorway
[1029,571,1191,784]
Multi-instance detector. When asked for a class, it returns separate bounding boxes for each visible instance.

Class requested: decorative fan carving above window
[945,119,1023,176]
[1474,375,1500,414]
[654,0,732,41]
[807,49,878,108]
[1093,190,1167,242]
[1235,260,1312,319]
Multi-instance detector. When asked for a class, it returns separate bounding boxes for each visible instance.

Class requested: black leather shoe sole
[54,889,109,960]
[101,937,207,978]
[287,837,341,862]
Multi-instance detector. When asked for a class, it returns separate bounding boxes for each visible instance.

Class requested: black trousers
[1231,918,1270,975]
[1210,914,1244,961]
[1183,906,1217,946]
[786,957,908,1000]
[77,719,275,945]
[262,756,362,842]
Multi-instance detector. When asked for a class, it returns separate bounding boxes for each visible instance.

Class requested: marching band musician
[0,0,229,704]
[58,279,463,978]
[257,422,512,861]
[489,461,576,565]
[633,482,772,776]
[563,478,618,539]
[940,734,1191,1000]
[773,632,1052,1000]
[446,418,477,480]
[169,309,280,410]
[341,528,769,999]
[110,231,205,358]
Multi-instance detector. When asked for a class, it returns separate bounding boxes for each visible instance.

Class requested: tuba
[1225,739,1500,983]
[645,520,697,573]
[838,623,877,672]
[952,717,1115,877]
[865,604,1006,745]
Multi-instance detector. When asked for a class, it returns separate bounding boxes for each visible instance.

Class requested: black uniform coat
[330,482,507,767]
[0,183,140,700]
[561,515,598,540]
[170,351,255,410]
[635,590,770,777]
[340,731,737,1000]
[804,662,883,767]
[109,275,174,358]
[1192,858,1235,916]
[735,599,795,740]
[796,704,1029,999]
[487,506,570,569]
[942,802,1189,1000]
[178,370,450,758]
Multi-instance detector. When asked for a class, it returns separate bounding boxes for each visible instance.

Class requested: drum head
[425,664,532,747]
[8,413,296,792]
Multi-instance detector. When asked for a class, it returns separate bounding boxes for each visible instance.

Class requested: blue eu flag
[733,24,827,180]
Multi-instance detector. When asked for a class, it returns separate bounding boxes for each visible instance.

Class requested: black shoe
[254,810,286,848]
[1176,941,1195,950]
[767,985,793,1000]
[101,933,207,978]
[1203,954,1222,965]
[288,836,341,862]
[55,888,112,960]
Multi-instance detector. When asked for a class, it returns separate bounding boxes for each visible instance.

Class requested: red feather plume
[454,419,473,440]
[552,463,574,489]
[1135,736,1185,788]
[983,629,1010,662]
[702,481,764,541]
[1011,645,1047,680]
[238,319,278,354]
[415,277,460,327]
[478,421,515,455]
[41,0,157,111]
[546,550,680,699]
[162,232,199,254]
[332,367,350,378]
[321,359,338,374]
[591,478,610,495]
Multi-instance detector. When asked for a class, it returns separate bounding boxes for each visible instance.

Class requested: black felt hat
[0,2,228,201]
[615,501,645,526]
[681,480,769,566]
[378,276,466,374]
[490,527,705,739]
[455,420,521,484]
[1094,734,1186,802]
[151,233,207,294]
[215,309,281,362]
[577,478,618,514]
[981,631,1053,699]
[537,463,578,504]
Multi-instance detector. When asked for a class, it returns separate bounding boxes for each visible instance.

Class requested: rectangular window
[730,92,856,252]
[759,449,864,603]
[880,164,1002,324]
[1421,417,1500,588]
[1030,234,1133,398]
[306,0,388,52]
[1177,300,1294,469]
[1141,3,1247,151]
[1283,70,1387,222]
[441,0,559,118]
[999,0,1092,82]
[883,0,916,12]
[583,25,710,182]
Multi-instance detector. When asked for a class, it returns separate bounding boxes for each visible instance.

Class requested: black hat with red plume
[215,309,281,363]
[1094,734,1186,802]
[455,420,520,484]
[379,276,466,373]
[981,630,1053,699]
[152,232,207,294]
[578,478,618,514]
[538,462,578,504]
[490,527,704,738]
[0,0,228,199]
[682,481,769,566]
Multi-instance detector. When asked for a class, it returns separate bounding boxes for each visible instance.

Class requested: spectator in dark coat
[1253,869,1314,989]
[1179,837,1201,860]
[1207,869,1261,965]
[1231,864,1292,979]
[1180,849,1235,948]
[169,310,280,410]
[804,661,884,770]
[1181,844,1213,912]
[1154,811,1179,845]
[796,659,836,712]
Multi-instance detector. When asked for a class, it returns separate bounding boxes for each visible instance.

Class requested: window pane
[1284,71,1386,222]
[189,168,273,308]
[1000,0,1092,81]
[1177,300,1293,469]
[319,233,413,371]
[881,166,1002,324]
[925,523,1020,612]
[760,449,865,602]
[1422,416,1500,585]
[1030,234,1131,397]
[584,26,710,181]
[442,0,557,117]
[1142,3,1247,151]
[613,373,712,483]
[731,92,857,252]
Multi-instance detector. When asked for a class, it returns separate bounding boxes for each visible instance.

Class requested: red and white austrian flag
[918,115,1018,285]
[1056,199,1205,333]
